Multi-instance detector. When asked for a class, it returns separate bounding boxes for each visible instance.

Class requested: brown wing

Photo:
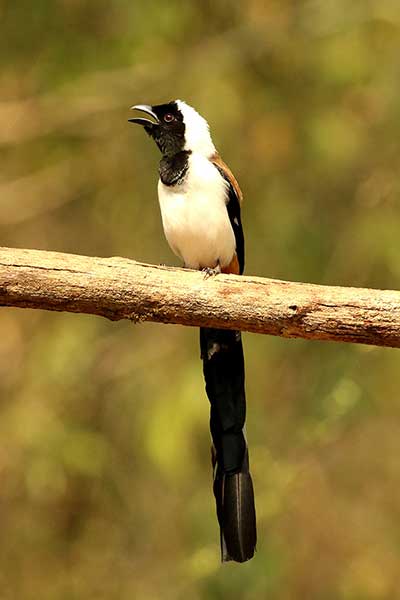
[210,152,245,274]
[210,153,243,205]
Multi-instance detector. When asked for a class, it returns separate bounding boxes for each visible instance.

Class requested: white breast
[157,153,235,270]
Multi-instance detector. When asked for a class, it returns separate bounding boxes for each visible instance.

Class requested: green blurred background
[1,1,400,598]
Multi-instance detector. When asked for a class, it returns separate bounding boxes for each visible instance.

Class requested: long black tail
[200,327,257,563]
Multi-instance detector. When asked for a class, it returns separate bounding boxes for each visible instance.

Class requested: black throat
[159,150,191,186]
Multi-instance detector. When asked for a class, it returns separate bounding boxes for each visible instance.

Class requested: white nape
[176,100,216,158]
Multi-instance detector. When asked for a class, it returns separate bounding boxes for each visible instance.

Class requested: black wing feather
[214,165,245,275]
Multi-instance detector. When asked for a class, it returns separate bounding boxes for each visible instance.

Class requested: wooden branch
[0,246,399,348]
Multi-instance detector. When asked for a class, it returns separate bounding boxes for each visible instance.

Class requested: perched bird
[129,100,256,562]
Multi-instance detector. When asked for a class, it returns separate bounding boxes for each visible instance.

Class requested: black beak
[128,104,160,127]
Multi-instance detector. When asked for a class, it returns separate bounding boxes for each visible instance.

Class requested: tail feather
[214,452,256,562]
[200,327,257,563]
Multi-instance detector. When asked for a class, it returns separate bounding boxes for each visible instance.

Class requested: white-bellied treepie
[129,100,256,563]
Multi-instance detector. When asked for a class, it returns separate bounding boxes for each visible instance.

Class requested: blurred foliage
[1,0,400,598]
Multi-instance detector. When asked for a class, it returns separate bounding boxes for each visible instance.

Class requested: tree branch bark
[0,246,399,348]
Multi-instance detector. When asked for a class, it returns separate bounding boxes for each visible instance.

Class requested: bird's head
[129,100,215,158]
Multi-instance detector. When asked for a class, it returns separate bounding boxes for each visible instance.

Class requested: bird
[129,100,257,563]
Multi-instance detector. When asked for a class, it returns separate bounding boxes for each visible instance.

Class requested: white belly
[157,154,235,269]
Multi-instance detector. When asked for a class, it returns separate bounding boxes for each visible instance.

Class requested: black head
[129,101,185,156]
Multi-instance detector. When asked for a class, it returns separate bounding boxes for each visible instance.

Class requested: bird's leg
[202,261,221,279]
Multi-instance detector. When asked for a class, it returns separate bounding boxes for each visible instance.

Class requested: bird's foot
[202,263,221,279]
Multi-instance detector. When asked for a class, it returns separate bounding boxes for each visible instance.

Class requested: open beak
[128,104,160,127]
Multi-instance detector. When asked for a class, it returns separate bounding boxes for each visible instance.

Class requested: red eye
[164,113,174,123]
